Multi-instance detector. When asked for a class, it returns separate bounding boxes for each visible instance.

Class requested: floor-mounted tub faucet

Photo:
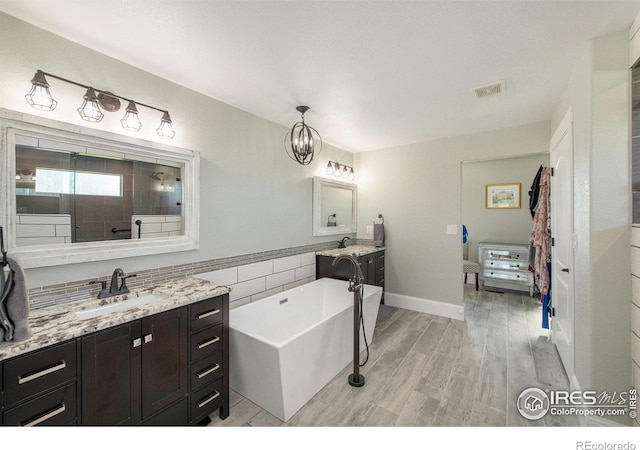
[332,253,366,387]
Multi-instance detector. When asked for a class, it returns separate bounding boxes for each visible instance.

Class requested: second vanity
[0,277,230,426]
[316,245,385,301]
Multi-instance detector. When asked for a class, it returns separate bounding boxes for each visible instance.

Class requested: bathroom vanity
[316,246,385,300]
[0,277,229,426]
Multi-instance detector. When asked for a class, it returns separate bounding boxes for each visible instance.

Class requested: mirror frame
[0,108,200,268]
[312,176,357,236]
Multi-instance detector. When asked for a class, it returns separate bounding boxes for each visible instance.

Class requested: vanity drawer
[190,324,223,362]
[3,340,77,407]
[3,382,77,426]
[189,296,223,332]
[482,268,530,283]
[480,248,525,261]
[189,352,223,392]
[483,259,528,271]
[189,377,224,423]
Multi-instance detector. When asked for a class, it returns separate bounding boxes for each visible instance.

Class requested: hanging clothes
[528,165,544,219]
[529,168,552,328]
[530,167,551,295]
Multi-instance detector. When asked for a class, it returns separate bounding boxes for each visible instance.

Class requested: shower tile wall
[74,155,133,242]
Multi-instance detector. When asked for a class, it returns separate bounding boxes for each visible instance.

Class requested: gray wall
[355,121,550,306]
[0,12,354,287]
[462,154,550,263]
[551,30,631,423]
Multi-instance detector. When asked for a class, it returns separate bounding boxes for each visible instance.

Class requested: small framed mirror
[0,109,200,268]
[312,176,357,236]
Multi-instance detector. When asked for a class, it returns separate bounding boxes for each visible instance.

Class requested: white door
[550,108,575,382]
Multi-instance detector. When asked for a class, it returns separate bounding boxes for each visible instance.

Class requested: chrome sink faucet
[89,268,137,299]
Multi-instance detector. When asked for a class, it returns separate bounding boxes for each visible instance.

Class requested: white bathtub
[229,277,383,421]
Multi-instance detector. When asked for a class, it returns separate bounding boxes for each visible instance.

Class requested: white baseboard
[385,292,465,321]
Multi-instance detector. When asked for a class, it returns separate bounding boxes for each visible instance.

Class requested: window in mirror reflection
[16,141,183,246]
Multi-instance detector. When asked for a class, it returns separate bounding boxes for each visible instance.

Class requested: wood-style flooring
[208,285,578,427]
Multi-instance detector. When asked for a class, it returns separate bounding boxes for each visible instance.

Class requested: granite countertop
[316,245,385,258]
[0,277,230,362]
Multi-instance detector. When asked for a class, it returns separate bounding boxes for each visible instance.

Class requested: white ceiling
[1,0,640,152]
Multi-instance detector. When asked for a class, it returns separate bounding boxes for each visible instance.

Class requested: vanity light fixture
[77,88,104,122]
[326,160,355,181]
[120,100,142,131]
[25,70,176,140]
[285,105,322,165]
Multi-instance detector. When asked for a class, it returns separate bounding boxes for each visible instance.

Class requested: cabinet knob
[132,338,141,348]
[144,333,153,344]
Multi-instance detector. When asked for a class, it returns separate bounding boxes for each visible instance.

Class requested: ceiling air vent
[472,80,505,99]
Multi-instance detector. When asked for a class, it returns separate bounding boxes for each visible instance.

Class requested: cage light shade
[348,167,355,180]
[77,88,104,122]
[120,101,142,131]
[157,111,175,139]
[285,106,322,165]
[25,71,58,111]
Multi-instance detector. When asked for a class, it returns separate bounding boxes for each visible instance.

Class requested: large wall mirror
[312,176,357,236]
[0,109,199,268]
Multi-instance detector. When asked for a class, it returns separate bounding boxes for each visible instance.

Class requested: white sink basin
[74,293,165,320]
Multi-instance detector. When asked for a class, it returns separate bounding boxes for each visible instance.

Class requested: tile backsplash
[28,239,374,310]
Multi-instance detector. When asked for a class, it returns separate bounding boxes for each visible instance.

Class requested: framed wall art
[486,183,521,209]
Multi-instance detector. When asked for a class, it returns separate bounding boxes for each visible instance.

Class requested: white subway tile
[17,214,71,224]
[284,277,314,291]
[252,286,283,302]
[633,226,640,247]
[161,221,182,232]
[55,224,72,237]
[238,260,273,282]
[300,252,316,266]
[295,264,315,280]
[273,254,301,273]
[266,270,295,290]
[230,277,265,302]
[16,224,55,238]
[194,267,238,285]
[230,297,251,310]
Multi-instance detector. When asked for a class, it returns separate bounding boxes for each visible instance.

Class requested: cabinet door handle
[132,338,142,348]
[197,336,220,349]
[197,391,220,408]
[561,268,570,273]
[22,403,66,427]
[197,363,220,379]
[197,309,220,320]
[18,361,66,385]
[144,333,153,344]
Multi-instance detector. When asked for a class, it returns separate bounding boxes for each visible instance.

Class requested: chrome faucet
[338,236,351,248]
[89,268,137,299]
[332,253,363,292]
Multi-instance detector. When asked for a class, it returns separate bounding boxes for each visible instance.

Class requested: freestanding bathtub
[229,277,383,421]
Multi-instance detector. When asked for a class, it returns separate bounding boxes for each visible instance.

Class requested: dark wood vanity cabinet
[81,307,188,425]
[0,293,228,426]
[316,250,385,298]
[187,293,229,424]
[2,340,79,426]
[81,320,142,425]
